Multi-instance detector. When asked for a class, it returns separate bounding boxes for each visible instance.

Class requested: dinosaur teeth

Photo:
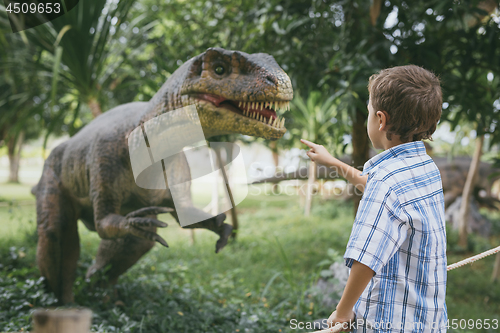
[260,102,263,110]
[281,117,285,128]
[239,101,242,107]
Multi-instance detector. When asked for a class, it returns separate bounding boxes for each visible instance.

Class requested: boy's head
[367,65,442,148]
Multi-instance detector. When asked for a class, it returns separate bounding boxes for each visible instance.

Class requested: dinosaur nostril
[265,74,278,86]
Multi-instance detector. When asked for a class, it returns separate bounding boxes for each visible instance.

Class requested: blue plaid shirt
[344,141,447,333]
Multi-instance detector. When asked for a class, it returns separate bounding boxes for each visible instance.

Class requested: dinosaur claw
[129,217,168,228]
[128,226,169,248]
[126,207,174,218]
[155,235,169,248]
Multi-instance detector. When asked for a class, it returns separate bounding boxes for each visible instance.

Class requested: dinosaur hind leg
[86,223,157,284]
[36,170,79,304]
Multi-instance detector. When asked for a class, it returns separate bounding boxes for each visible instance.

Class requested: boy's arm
[327,260,374,328]
[300,139,368,190]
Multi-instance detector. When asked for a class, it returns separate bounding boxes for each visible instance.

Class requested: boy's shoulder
[367,150,442,202]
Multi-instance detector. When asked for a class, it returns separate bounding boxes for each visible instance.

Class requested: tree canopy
[1,0,499,156]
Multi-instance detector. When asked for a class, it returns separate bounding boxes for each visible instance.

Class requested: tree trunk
[304,160,316,216]
[88,97,102,118]
[351,109,370,213]
[458,135,484,248]
[492,253,500,282]
[7,131,24,183]
[370,0,383,26]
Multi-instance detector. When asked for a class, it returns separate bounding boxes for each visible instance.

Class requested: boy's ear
[376,110,390,131]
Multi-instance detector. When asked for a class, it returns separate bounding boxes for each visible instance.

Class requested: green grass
[0,182,500,332]
[0,182,35,202]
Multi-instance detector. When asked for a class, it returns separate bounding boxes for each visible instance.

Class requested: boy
[301,65,447,332]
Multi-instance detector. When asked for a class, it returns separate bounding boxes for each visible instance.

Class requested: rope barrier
[307,245,500,333]
[447,245,500,271]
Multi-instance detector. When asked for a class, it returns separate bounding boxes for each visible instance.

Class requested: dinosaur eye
[214,65,225,75]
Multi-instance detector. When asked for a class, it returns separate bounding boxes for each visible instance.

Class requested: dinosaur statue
[32,47,293,304]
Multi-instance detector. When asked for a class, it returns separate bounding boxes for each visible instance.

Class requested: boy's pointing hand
[300,139,336,166]
[327,310,355,332]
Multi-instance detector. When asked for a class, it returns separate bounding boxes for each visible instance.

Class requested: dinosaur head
[153,48,293,140]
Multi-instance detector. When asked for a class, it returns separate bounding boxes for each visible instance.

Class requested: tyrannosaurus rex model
[32,47,293,304]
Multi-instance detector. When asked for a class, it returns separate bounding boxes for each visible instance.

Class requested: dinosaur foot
[215,223,233,253]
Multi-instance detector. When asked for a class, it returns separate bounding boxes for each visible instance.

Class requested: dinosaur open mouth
[190,93,289,129]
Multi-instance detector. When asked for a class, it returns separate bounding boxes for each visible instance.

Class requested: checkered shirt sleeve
[344,178,409,275]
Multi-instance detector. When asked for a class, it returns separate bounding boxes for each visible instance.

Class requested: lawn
[0,182,499,332]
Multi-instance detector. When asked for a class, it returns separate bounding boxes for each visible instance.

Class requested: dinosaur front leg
[165,152,233,253]
[87,207,172,283]
[171,210,232,253]
[95,206,172,247]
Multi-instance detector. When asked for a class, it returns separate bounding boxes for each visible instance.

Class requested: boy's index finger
[300,139,317,148]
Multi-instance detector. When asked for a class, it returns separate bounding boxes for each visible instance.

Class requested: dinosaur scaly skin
[33,48,293,304]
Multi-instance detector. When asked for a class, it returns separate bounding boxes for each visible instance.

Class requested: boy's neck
[380,136,405,151]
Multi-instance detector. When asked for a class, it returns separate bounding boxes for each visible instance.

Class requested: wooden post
[458,135,484,247]
[492,253,500,282]
[214,146,239,239]
[33,308,92,333]
[304,160,316,216]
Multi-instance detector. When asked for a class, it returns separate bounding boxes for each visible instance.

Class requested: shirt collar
[361,141,427,176]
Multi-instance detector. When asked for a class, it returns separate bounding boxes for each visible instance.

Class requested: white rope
[307,245,500,333]
[447,245,500,271]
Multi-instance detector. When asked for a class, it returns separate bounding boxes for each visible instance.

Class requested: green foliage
[0,5,46,145]
[285,91,347,152]
[386,0,500,145]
